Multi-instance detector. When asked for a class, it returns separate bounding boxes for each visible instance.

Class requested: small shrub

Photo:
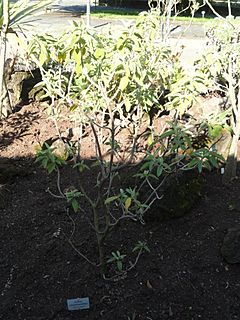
[33,13,223,276]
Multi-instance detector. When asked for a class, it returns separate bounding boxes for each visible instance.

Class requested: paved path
[29,8,207,69]
[6,3,208,70]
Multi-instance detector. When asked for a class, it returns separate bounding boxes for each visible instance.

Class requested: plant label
[67,297,90,311]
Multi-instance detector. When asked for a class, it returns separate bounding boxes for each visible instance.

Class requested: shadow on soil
[0,110,40,150]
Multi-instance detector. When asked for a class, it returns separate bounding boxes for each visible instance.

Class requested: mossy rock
[42,136,73,161]
[7,69,42,106]
[144,171,204,221]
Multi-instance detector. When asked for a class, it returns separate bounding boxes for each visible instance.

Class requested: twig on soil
[62,228,99,267]
[66,208,76,241]
[127,248,143,272]
[46,187,64,199]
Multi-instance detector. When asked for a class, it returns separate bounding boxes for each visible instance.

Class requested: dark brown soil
[1,103,240,320]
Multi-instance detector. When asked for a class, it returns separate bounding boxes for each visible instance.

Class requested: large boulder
[189,95,225,120]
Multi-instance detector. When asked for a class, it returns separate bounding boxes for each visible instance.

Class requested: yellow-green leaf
[72,49,81,63]
[119,76,129,91]
[57,52,66,64]
[75,63,82,75]
[125,64,130,78]
[208,124,223,140]
[147,133,154,146]
[94,48,105,59]
[124,98,131,112]
[39,45,49,65]
[116,38,124,50]
[125,197,132,211]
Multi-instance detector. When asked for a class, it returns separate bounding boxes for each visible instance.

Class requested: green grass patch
[173,16,214,23]
[90,8,141,19]
[89,8,240,25]
[90,9,213,22]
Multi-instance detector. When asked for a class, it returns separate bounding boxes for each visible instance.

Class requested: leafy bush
[196,19,240,182]
[31,13,223,276]
[28,12,207,116]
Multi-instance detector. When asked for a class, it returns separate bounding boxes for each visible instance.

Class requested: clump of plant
[107,241,150,273]
[196,18,240,183]
[36,122,223,276]
[31,13,223,276]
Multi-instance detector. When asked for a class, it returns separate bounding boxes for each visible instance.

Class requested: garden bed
[1,102,240,319]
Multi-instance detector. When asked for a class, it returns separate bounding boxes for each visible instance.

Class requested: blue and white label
[67,297,90,311]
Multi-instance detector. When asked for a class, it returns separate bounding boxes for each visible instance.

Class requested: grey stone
[215,128,232,160]
[7,69,42,106]
[8,72,29,106]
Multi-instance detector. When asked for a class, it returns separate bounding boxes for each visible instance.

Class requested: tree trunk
[223,118,240,184]
[97,236,106,275]
[0,0,11,118]
[223,78,240,184]
[227,0,232,17]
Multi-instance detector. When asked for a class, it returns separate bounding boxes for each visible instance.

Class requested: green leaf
[156,166,163,177]
[197,161,203,173]
[47,162,56,174]
[73,162,90,172]
[209,156,217,168]
[107,256,115,263]
[159,129,174,140]
[42,157,48,168]
[140,161,151,171]
[112,252,118,259]
[71,199,79,213]
[187,158,199,169]
[104,195,119,205]
[143,245,150,253]
[117,260,123,271]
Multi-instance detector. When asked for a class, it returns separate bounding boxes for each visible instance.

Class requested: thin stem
[56,167,65,198]
[65,234,99,267]
[90,120,106,177]
[46,187,65,199]
[66,208,76,240]
[205,0,234,27]
[127,248,143,272]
